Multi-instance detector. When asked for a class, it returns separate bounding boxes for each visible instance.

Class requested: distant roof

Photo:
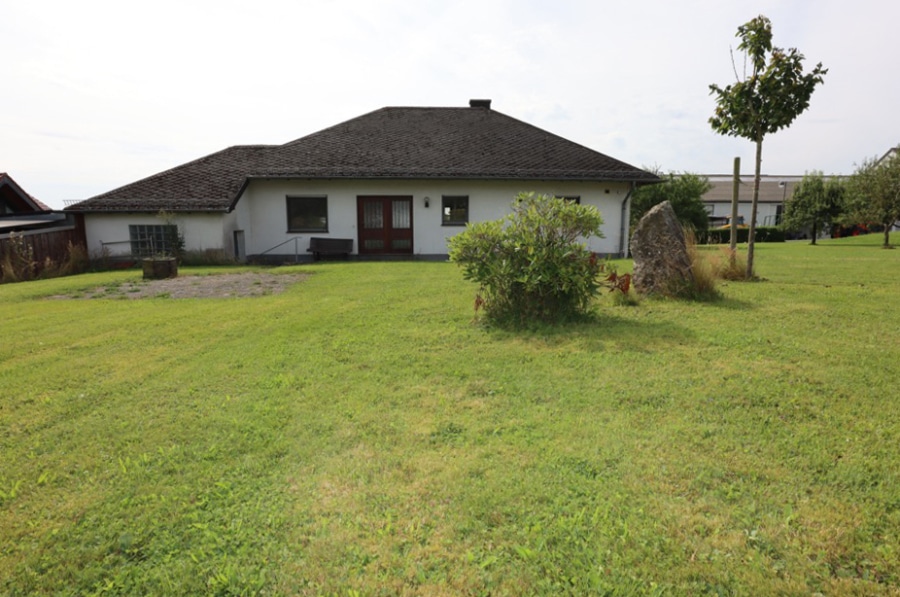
[701,173,849,204]
[1,172,52,213]
[877,145,899,165]
[66,103,660,213]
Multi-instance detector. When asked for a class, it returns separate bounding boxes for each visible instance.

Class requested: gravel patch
[49,272,309,300]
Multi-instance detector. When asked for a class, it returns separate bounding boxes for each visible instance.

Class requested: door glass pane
[364,201,383,229]
[364,239,384,250]
[392,200,411,229]
[392,239,411,250]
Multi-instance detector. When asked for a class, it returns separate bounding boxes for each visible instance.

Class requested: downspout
[618,182,636,258]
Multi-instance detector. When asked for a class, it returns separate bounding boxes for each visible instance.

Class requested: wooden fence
[0,224,87,275]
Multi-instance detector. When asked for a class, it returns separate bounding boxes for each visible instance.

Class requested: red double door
[356,196,413,255]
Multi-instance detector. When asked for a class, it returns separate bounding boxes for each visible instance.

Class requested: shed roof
[1,172,52,213]
[66,104,659,213]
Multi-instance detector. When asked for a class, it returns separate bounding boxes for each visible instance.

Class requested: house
[65,100,660,262]
[1,173,86,269]
[701,174,802,228]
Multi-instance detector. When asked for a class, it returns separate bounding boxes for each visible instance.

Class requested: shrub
[599,262,638,306]
[182,249,236,266]
[682,228,721,300]
[709,247,749,281]
[698,226,785,244]
[448,193,604,325]
[0,232,37,283]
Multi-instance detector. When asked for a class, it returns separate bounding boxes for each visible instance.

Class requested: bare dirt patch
[50,272,309,300]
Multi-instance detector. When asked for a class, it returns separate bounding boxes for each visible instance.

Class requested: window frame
[128,224,179,257]
[286,195,329,233]
[441,195,469,226]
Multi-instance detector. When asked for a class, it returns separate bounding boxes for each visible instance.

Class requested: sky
[2,0,898,210]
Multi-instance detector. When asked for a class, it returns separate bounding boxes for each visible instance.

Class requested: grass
[2,234,899,595]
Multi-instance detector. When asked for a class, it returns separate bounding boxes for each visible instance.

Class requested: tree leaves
[709,15,827,143]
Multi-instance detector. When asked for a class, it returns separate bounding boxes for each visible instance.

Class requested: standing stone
[630,201,694,296]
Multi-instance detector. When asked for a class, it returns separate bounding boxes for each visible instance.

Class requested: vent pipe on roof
[469,99,492,109]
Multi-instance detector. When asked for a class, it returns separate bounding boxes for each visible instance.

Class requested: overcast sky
[2,0,898,210]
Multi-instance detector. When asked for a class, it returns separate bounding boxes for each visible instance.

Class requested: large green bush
[448,193,604,325]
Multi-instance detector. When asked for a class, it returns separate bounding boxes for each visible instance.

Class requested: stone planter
[142,257,178,280]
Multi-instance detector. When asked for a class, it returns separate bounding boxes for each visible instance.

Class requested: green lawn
[2,235,899,596]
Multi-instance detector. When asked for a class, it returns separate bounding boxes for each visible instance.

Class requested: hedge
[697,226,785,244]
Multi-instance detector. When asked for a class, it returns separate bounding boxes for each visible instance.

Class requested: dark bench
[307,237,353,260]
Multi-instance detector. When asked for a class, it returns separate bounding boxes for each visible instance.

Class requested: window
[129,224,179,257]
[287,196,328,232]
[442,195,468,226]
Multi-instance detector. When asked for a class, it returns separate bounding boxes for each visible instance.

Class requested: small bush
[182,249,236,266]
[60,243,90,276]
[449,193,604,325]
[683,228,721,300]
[0,232,37,283]
[709,247,749,281]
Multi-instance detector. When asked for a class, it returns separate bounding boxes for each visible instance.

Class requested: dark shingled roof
[1,172,52,212]
[66,105,660,213]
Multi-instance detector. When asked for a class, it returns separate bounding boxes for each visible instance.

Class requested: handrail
[257,236,305,262]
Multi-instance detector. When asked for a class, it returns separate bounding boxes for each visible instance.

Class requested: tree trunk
[747,138,763,279]
[811,222,818,245]
[731,157,741,253]
[885,225,891,249]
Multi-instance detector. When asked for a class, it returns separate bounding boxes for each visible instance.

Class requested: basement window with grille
[129,224,180,257]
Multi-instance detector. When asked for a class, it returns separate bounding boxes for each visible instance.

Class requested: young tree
[709,15,827,277]
[782,171,845,244]
[630,171,712,233]
[846,153,900,248]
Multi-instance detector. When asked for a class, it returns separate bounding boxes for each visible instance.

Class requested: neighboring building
[64,100,659,261]
[876,145,898,166]
[1,172,52,223]
[701,174,802,228]
[1,173,85,268]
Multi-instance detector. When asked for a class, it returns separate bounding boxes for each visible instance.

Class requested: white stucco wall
[81,179,636,261]
[83,212,232,257]
[235,178,633,258]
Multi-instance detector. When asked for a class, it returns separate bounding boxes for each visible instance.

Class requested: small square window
[287,196,328,232]
[442,196,468,226]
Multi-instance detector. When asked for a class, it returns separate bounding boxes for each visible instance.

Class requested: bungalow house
[1,173,86,269]
[65,100,659,262]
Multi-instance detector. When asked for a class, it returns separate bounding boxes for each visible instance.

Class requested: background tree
[629,171,712,233]
[782,171,845,245]
[845,153,900,248]
[709,15,827,277]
